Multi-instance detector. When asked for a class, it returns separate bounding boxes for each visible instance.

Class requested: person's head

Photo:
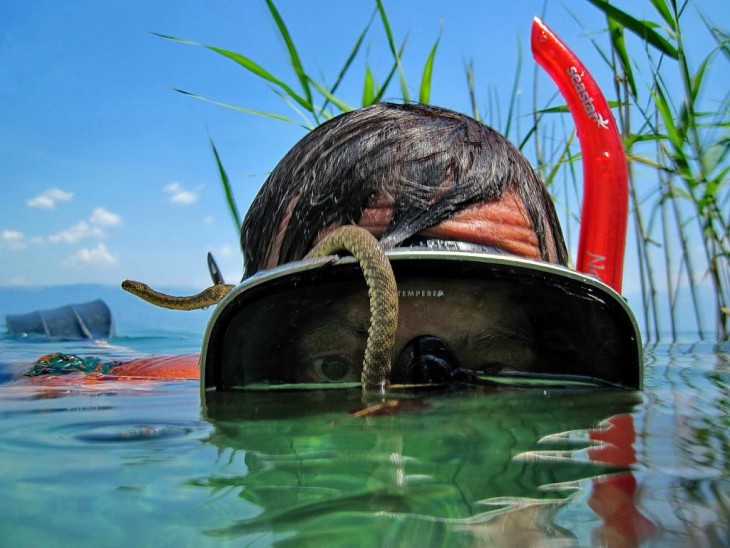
[241,102,567,277]
[200,103,642,391]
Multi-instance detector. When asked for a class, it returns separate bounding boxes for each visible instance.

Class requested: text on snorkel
[567,67,609,130]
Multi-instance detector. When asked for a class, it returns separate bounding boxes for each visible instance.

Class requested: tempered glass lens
[206,259,640,390]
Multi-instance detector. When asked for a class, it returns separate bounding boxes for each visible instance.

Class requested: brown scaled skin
[306,225,398,391]
[120,280,235,311]
[122,226,399,390]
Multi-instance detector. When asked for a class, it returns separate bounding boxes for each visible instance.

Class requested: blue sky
[1,0,726,294]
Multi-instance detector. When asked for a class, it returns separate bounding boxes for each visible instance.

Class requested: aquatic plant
[581,0,729,342]
[160,0,728,342]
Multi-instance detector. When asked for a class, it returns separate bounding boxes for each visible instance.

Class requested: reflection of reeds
[162,0,728,341]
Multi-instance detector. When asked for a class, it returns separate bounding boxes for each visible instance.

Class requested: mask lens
[203,256,641,390]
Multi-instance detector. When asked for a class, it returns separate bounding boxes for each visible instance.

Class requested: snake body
[305,226,398,390]
[121,280,235,310]
[121,225,399,390]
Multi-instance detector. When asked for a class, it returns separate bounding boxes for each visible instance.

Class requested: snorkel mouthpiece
[531,17,629,293]
[393,336,459,385]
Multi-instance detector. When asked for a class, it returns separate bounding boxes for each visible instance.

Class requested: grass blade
[373,38,408,103]
[418,37,440,104]
[173,89,297,123]
[151,32,200,46]
[607,17,638,99]
[649,0,677,32]
[207,45,313,112]
[265,0,314,115]
[209,136,241,232]
[328,10,376,100]
[690,53,711,105]
[272,88,319,129]
[465,61,480,121]
[584,0,679,59]
[503,40,522,138]
[155,32,312,111]
[307,77,355,113]
[362,66,376,106]
[376,0,410,102]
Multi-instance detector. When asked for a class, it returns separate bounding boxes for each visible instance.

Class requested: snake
[121,225,399,390]
[120,280,235,310]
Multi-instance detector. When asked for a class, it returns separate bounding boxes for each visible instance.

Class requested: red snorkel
[531,17,628,293]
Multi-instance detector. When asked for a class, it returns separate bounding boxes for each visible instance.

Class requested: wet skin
[291,279,537,384]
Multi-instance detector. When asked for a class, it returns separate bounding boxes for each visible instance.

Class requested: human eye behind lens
[293,318,367,384]
[461,330,537,373]
[300,354,360,383]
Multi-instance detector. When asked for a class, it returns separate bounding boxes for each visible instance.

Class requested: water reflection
[200,387,648,545]
[2,343,727,544]
[637,342,730,546]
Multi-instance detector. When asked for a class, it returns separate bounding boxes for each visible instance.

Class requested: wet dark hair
[241,102,568,276]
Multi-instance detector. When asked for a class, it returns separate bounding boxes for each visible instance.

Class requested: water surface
[0,287,728,546]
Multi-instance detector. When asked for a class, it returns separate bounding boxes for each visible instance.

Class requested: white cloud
[164,182,200,205]
[27,187,73,209]
[1,229,43,250]
[49,221,105,244]
[48,207,122,244]
[62,243,119,268]
[90,207,122,227]
[2,229,27,250]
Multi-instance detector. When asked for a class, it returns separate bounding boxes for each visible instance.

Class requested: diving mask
[200,249,642,392]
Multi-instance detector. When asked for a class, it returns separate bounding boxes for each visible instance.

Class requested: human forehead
[300,278,524,328]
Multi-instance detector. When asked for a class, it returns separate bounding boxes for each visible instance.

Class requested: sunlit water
[0,287,728,546]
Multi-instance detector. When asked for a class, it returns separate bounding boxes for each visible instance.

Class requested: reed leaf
[373,38,407,103]
[465,61,480,122]
[649,0,677,33]
[607,17,638,99]
[154,32,314,112]
[264,0,314,116]
[307,77,355,113]
[209,137,241,232]
[324,11,376,112]
[419,37,440,104]
[689,53,711,105]
[151,32,198,46]
[651,83,682,150]
[704,23,730,62]
[207,45,313,112]
[272,88,321,129]
[542,132,576,188]
[376,0,410,102]
[503,42,522,138]
[584,0,679,59]
[363,66,376,106]
[173,89,297,123]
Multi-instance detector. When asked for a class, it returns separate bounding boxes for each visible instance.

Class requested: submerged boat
[6,299,114,340]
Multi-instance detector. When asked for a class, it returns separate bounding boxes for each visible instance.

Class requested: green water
[0,342,728,546]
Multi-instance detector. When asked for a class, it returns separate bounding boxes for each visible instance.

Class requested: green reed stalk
[587,0,729,341]
[163,0,728,341]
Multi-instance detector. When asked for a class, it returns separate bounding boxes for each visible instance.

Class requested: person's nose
[391,335,460,384]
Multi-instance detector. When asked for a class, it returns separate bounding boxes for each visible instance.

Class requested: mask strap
[531,17,628,293]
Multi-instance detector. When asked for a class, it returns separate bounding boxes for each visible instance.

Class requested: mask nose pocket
[392,335,459,385]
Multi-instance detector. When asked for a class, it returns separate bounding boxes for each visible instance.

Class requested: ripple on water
[72,421,197,443]
[0,418,211,453]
